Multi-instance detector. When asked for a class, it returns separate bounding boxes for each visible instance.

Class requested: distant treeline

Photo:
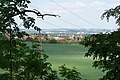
[26,37,81,44]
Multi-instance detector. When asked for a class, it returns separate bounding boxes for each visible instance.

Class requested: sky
[28,0,120,30]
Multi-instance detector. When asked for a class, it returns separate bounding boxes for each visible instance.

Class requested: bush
[59,64,82,80]
[48,39,57,44]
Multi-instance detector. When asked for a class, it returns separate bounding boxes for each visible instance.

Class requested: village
[21,32,84,44]
[19,28,112,44]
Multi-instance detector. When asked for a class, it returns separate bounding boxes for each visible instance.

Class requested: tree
[0,0,59,79]
[0,0,83,80]
[82,5,120,80]
[0,0,56,79]
[59,64,82,80]
[48,39,57,44]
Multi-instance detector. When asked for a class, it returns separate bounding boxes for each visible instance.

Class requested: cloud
[88,1,106,10]
[90,1,106,8]
[88,1,120,10]
[30,1,120,14]
[31,2,86,13]
[63,2,86,10]
[107,2,120,9]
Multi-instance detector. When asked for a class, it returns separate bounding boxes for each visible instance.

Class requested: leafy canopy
[0,0,82,80]
[82,5,120,80]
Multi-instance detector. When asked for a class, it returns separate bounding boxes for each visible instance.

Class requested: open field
[43,43,105,80]
[0,43,104,80]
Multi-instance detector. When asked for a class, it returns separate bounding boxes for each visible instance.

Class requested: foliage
[48,39,58,44]
[59,64,82,80]
[101,5,120,26]
[0,34,83,80]
[0,34,55,79]
[0,0,83,80]
[43,34,49,41]
[82,5,120,80]
[44,39,79,44]
[0,0,47,79]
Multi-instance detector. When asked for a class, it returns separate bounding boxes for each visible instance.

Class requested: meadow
[43,43,104,80]
[0,43,104,80]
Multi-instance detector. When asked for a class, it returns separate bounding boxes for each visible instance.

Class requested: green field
[43,43,104,80]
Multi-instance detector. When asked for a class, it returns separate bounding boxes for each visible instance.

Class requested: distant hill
[20,28,115,34]
[41,28,114,34]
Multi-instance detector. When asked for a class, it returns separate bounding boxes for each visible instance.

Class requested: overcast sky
[28,0,120,30]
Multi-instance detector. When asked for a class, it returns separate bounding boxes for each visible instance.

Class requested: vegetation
[82,5,120,80]
[1,0,120,80]
[42,38,79,44]
[0,0,82,80]
[48,39,58,44]
[59,64,82,80]
[43,43,104,80]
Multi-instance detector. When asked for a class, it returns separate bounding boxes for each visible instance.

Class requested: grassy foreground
[43,43,104,80]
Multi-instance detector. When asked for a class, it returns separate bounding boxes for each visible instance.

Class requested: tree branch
[39,14,60,20]
[13,9,60,20]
